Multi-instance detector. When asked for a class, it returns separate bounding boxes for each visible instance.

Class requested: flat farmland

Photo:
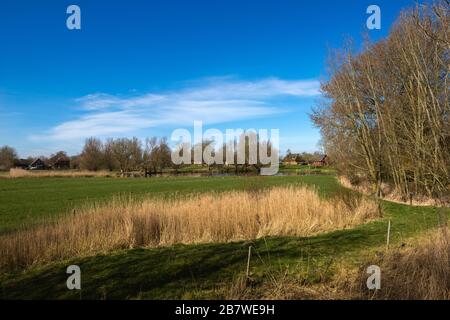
[0,175,340,234]
[0,174,448,299]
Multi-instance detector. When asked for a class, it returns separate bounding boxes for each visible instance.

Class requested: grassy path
[1,175,448,299]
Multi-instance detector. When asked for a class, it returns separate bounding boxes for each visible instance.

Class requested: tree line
[312,0,449,199]
[0,137,172,174]
[0,133,282,175]
[72,137,172,174]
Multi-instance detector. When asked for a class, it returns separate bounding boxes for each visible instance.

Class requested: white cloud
[31,77,320,142]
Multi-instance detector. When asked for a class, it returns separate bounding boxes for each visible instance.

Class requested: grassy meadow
[0,174,448,299]
[0,174,337,234]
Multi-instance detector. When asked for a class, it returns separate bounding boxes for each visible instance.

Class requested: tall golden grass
[0,186,378,271]
[8,168,113,178]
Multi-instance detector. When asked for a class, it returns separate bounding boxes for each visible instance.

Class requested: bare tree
[0,146,18,171]
[111,137,143,174]
[312,1,449,199]
[80,138,104,171]
[49,151,69,163]
[143,137,171,175]
[103,138,119,171]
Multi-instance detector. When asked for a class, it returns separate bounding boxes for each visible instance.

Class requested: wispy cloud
[31,77,320,142]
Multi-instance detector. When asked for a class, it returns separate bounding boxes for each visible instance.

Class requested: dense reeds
[8,168,113,178]
[0,185,378,271]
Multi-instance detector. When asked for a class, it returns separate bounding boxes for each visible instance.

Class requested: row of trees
[0,147,75,171]
[79,137,172,173]
[79,134,277,174]
[312,1,449,199]
[1,132,279,174]
[0,137,172,174]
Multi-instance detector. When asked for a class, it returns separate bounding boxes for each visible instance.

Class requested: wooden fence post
[386,220,391,250]
[246,246,252,279]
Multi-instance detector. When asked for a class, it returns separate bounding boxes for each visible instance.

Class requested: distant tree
[143,136,158,175]
[70,155,81,170]
[0,145,18,170]
[80,137,104,171]
[103,138,119,171]
[294,154,304,163]
[111,137,143,173]
[171,142,189,174]
[300,152,322,163]
[199,139,216,171]
[143,137,171,174]
[49,151,69,164]
[157,137,172,170]
[224,132,278,174]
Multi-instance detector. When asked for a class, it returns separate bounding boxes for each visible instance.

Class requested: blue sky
[0,0,420,157]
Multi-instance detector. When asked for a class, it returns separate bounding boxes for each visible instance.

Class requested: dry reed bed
[0,186,378,271]
[8,168,113,178]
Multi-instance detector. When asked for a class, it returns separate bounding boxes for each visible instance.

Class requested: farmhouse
[282,154,306,166]
[29,158,47,170]
[52,157,70,170]
[14,159,31,169]
[311,155,328,167]
[282,157,298,165]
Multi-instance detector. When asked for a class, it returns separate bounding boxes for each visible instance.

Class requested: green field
[0,175,338,234]
[0,175,448,299]
[279,164,336,175]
